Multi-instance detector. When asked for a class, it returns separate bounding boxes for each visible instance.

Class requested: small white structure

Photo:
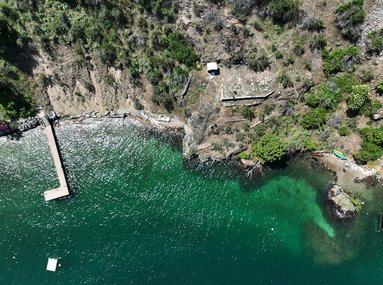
[207,62,219,76]
[46,258,58,272]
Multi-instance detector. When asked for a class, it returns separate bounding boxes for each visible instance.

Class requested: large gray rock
[327,184,362,220]
[373,108,383,121]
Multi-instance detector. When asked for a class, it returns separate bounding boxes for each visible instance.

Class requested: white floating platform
[46,258,58,272]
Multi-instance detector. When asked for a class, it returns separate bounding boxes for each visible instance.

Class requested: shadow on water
[8,131,24,141]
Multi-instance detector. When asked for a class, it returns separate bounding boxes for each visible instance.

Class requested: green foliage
[268,0,301,24]
[274,50,283,59]
[264,104,274,115]
[283,55,295,66]
[304,17,324,32]
[360,99,382,118]
[338,126,350,136]
[322,46,359,76]
[253,19,264,31]
[0,17,19,55]
[375,79,383,95]
[305,83,342,110]
[248,52,271,72]
[239,151,250,160]
[277,72,293,88]
[335,0,365,41]
[354,126,383,163]
[252,133,287,164]
[332,72,358,94]
[366,29,383,54]
[347,84,369,111]
[0,63,33,119]
[240,105,255,120]
[309,34,327,51]
[358,68,374,83]
[165,32,198,68]
[99,42,117,66]
[354,141,383,164]
[301,137,319,151]
[293,35,305,56]
[301,108,328,130]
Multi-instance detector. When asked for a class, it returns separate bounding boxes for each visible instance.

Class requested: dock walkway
[42,117,70,201]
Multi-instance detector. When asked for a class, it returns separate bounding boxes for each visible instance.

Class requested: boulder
[373,109,383,121]
[327,184,362,220]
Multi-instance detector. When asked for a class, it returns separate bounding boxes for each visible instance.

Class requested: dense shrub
[253,19,264,31]
[0,74,33,119]
[347,84,369,111]
[322,46,359,76]
[354,126,383,163]
[303,17,324,32]
[366,29,383,54]
[166,32,198,68]
[358,68,374,83]
[252,133,287,163]
[227,0,255,16]
[293,43,305,56]
[240,105,255,120]
[301,108,328,130]
[277,72,293,88]
[99,42,117,66]
[268,0,301,24]
[376,79,383,95]
[0,17,19,55]
[360,99,382,118]
[309,34,327,51]
[305,83,342,110]
[354,142,383,164]
[248,52,271,72]
[338,126,350,136]
[274,50,283,59]
[335,0,365,41]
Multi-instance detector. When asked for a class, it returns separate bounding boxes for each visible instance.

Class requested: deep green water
[1,119,383,285]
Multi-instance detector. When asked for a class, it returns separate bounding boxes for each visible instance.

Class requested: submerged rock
[327,184,362,220]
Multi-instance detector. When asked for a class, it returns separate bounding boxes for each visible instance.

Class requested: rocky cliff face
[34,49,146,116]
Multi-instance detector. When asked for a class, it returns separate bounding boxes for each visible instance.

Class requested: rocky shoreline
[2,110,383,190]
[0,109,185,137]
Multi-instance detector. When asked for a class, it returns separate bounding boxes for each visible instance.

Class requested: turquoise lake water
[1,119,383,284]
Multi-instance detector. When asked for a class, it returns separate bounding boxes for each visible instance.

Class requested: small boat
[333,150,348,160]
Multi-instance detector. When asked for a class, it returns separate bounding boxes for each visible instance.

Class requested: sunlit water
[1,119,383,284]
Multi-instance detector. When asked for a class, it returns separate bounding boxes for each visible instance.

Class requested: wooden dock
[42,117,70,201]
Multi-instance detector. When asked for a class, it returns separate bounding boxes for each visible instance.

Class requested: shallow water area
[1,119,383,285]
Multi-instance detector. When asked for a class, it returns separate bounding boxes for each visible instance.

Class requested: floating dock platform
[46,258,58,272]
[42,117,70,201]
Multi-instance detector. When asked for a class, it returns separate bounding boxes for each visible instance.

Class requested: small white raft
[46,258,58,272]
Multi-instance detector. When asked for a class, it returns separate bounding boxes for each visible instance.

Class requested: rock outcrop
[327,184,362,220]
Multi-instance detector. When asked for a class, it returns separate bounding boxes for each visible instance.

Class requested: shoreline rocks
[327,184,362,220]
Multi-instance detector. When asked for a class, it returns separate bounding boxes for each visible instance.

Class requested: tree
[335,0,365,41]
[347,84,369,111]
[376,79,383,95]
[240,105,255,120]
[301,108,328,130]
[252,133,287,164]
[248,52,270,72]
[354,141,383,164]
[268,0,301,24]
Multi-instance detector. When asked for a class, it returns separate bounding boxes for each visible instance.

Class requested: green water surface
[1,120,383,285]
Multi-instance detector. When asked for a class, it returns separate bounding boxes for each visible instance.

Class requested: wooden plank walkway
[42,117,70,201]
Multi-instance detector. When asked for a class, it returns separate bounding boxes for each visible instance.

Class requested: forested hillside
[1,0,383,165]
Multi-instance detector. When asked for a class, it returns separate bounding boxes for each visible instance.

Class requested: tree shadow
[3,37,39,76]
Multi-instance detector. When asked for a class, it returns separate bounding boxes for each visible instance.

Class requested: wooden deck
[42,117,70,201]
